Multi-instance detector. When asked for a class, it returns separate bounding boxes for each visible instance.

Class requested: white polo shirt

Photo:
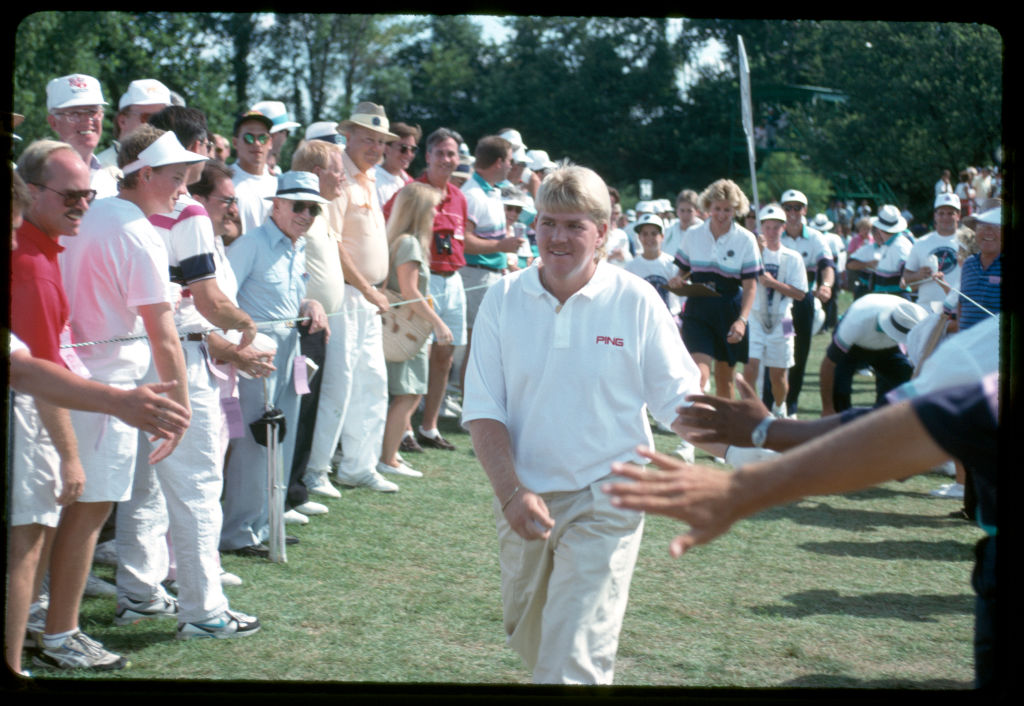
[674,221,762,295]
[831,293,910,353]
[462,261,701,493]
[232,167,277,234]
[60,196,173,383]
[754,245,807,329]
[780,225,833,288]
[904,230,961,308]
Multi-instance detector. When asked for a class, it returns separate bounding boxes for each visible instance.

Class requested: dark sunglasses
[291,201,322,217]
[782,204,804,212]
[397,144,417,155]
[242,132,271,145]
[31,183,97,207]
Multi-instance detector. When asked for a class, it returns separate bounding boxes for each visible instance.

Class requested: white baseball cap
[633,213,665,234]
[758,204,786,222]
[526,149,555,172]
[780,189,807,206]
[251,100,301,134]
[47,74,107,110]
[934,192,961,211]
[118,79,172,110]
[121,131,208,175]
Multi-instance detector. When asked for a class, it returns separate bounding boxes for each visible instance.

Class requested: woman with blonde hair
[668,178,761,401]
[377,182,453,478]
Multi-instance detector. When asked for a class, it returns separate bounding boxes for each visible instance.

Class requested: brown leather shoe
[416,430,456,451]
[400,435,425,453]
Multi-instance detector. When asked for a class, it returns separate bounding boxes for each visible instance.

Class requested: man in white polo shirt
[97,78,172,170]
[45,73,119,199]
[463,163,701,685]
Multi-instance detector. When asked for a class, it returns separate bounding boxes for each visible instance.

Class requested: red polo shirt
[383,175,468,273]
[12,220,71,366]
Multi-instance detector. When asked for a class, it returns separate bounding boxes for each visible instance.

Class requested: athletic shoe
[336,468,399,493]
[84,573,117,597]
[303,470,342,498]
[294,500,329,515]
[220,569,243,587]
[440,394,463,419]
[929,482,964,499]
[176,609,261,640]
[25,601,47,647]
[32,630,129,671]
[399,434,425,454]
[115,593,179,625]
[416,428,456,451]
[284,508,309,525]
[674,440,696,463]
[224,543,270,558]
[92,539,118,567]
[376,460,423,478]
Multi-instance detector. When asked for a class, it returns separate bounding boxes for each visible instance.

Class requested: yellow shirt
[327,150,388,285]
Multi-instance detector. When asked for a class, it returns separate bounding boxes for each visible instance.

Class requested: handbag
[381,236,433,362]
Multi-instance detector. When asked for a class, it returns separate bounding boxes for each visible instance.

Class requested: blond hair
[535,161,611,261]
[386,181,443,260]
[699,178,750,218]
[291,139,341,172]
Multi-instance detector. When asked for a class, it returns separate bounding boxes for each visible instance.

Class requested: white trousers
[494,476,644,684]
[304,298,354,476]
[116,341,228,623]
[331,285,388,482]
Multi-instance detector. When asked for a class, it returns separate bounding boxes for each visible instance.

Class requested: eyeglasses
[214,195,238,207]
[242,132,271,145]
[30,183,97,207]
[53,107,103,122]
[782,204,804,212]
[397,144,417,155]
[291,201,321,217]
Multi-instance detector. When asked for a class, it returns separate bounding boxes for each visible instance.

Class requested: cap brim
[338,119,398,141]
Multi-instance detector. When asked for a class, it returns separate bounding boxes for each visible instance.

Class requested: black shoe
[399,435,425,453]
[416,431,456,451]
[225,544,270,558]
[286,535,299,545]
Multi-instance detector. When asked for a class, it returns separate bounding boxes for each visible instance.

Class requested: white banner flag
[738,35,759,215]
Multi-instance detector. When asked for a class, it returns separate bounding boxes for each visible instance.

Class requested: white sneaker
[219,570,243,587]
[284,508,309,525]
[929,482,964,499]
[294,500,329,515]
[336,469,399,493]
[84,573,117,597]
[93,540,118,567]
[674,440,695,463]
[376,460,423,478]
[177,608,260,640]
[303,470,341,499]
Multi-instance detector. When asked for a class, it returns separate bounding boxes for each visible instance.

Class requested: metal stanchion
[249,377,288,563]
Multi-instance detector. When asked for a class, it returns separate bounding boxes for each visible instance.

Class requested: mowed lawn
[26,297,982,691]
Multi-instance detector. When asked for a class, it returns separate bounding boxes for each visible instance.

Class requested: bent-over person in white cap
[39,125,202,670]
[220,171,329,555]
[96,78,172,170]
[462,163,701,684]
[819,293,927,416]
[45,73,118,199]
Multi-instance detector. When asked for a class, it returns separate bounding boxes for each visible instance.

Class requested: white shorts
[748,315,795,369]
[70,380,140,503]
[9,392,62,527]
[428,271,467,346]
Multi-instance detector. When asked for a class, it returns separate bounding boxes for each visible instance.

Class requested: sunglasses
[31,183,97,207]
[782,204,804,212]
[242,132,271,145]
[397,144,417,155]
[291,201,322,217]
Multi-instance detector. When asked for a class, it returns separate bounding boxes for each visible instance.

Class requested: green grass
[32,294,981,690]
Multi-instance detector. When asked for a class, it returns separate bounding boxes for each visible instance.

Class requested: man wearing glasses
[45,73,118,199]
[778,189,835,418]
[96,79,172,171]
[230,110,277,233]
[221,171,329,556]
[374,122,420,207]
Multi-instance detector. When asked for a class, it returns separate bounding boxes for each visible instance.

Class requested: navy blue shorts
[681,295,748,366]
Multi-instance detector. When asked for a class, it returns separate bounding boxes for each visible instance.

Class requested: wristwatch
[750,416,774,448]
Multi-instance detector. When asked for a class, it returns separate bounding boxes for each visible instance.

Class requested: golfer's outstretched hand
[603,445,741,558]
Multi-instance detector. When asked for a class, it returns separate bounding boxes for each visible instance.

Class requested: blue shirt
[227,216,308,324]
[958,253,1001,330]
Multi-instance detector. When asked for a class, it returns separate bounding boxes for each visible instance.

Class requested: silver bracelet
[501,485,521,512]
